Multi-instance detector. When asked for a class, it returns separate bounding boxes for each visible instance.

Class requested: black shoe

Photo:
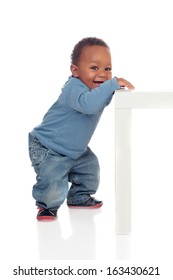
[37,208,57,221]
[67,197,103,209]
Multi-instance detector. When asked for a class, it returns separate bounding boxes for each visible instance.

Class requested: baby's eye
[105,67,112,71]
[91,66,98,70]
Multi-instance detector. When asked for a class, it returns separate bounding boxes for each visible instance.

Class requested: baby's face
[71,45,112,89]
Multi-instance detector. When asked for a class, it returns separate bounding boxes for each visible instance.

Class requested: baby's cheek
[108,73,112,79]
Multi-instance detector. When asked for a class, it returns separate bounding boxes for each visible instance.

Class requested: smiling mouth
[93,81,104,87]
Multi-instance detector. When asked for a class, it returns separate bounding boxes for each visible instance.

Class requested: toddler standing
[28,37,134,221]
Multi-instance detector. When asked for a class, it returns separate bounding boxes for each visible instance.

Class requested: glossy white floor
[2,103,173,278]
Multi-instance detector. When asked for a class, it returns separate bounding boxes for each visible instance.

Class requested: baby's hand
[116,77,135,90]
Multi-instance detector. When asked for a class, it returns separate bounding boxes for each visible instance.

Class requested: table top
[115,90,173,108]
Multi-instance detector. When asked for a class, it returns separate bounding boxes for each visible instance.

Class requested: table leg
[115,109,132,234]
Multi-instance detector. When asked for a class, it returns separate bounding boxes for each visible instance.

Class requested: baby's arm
[116,77,135,90]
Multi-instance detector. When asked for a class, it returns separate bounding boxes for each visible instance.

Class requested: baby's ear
[70,64,79,77]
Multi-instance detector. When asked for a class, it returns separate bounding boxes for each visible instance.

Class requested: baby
[28,37,134,221]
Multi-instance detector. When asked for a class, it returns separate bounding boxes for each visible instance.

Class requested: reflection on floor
[37,208,99,260]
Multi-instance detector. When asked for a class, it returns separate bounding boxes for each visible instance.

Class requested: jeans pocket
[29,138,49,170]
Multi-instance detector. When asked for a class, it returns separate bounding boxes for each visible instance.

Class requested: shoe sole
[37,216,57,221]
[67,202,103,209]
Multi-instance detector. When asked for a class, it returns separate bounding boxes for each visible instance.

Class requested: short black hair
[71,37,109,65]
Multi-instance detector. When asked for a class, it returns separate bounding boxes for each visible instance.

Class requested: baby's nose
[98,70,106,77]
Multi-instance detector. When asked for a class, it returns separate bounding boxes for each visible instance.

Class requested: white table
[115,91,173,234]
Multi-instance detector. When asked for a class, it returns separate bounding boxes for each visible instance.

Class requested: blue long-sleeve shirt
[31,76,120,159]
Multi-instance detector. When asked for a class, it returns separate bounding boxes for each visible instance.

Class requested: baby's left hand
[116,77,135,90]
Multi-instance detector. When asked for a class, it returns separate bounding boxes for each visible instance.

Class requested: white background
[1,0,173,279]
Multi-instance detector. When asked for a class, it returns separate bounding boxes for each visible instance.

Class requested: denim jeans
[28,134,100,210]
